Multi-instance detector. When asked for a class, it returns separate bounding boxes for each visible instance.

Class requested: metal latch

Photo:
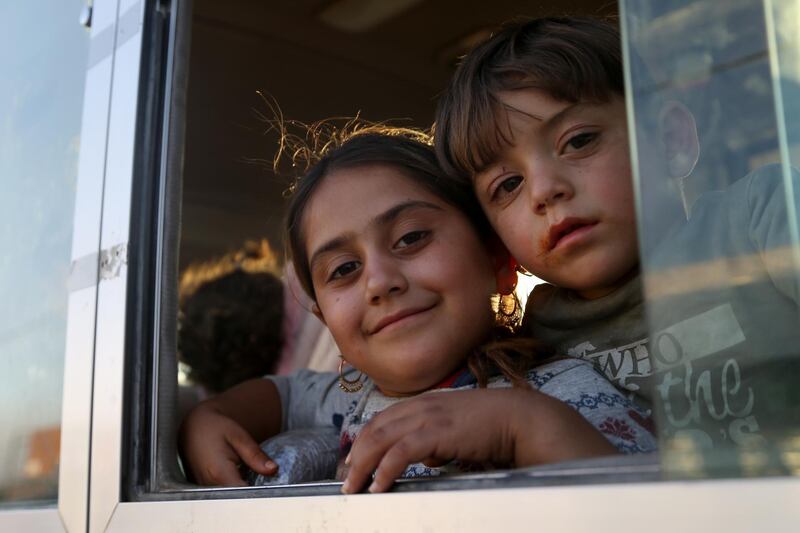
[80,4,92,29]
[100,243,129,280]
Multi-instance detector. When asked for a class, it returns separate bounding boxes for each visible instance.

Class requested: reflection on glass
[0,1,88,503]
[623,0,800,478]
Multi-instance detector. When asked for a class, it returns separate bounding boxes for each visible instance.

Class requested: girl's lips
[547,219,598,251]
[369,305,435,335]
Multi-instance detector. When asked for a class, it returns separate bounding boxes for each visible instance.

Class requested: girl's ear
[658,100,700,179]
[490,239,518,296]
[311,302,326,325]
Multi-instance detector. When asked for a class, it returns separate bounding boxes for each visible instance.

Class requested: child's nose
[364,257,408,304]
[528,166,574,214]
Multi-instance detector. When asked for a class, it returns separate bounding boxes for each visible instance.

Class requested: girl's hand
[341,388,616,494]
[178,377,284,486]
[178,401,278,486]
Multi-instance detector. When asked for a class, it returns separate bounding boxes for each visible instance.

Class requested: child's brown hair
[178,240,284,393]
[434,17,624,180]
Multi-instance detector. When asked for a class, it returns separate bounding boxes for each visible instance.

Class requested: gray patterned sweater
[250,358,656,485]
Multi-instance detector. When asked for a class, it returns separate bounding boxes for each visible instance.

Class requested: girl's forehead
[458,89,568,175]
[477,92,624,167]
[302,165,450,249]
[312,164,440,210]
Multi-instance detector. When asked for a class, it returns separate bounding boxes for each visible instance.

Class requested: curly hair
[178,240,284,393]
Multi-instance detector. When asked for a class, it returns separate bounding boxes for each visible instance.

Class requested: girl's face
[473,90,639,299]
[303,164,497,396]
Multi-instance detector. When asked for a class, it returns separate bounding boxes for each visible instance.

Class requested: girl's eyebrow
[502,102,544,122]
[308,200,443,269]
[503,101,583,131]
[543,102,586,131]
[374,199,443,226]
[477,102,587,180]
[309,234,352,272]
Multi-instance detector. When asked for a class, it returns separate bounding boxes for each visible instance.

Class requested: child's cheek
[538,233,550,255]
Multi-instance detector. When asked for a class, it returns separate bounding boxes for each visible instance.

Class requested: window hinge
[79,4,92,29]
[99,243,129,281]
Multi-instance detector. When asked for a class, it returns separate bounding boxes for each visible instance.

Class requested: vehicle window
[0,0,89,504]
[163,0,630,496]
[622,0,800,477]
[146,0,800,500]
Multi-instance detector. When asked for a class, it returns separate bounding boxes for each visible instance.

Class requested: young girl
[434,16,800,457]
[179,127,656,494]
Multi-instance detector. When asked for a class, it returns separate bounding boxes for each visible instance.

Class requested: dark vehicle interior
[181,0,615,268]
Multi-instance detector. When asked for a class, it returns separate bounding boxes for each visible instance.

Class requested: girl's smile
[368,303,438,336]
[303,164,498,396]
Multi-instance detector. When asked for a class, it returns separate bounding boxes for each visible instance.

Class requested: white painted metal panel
[0,0,117,532]
[59,1,120,532]
[88,1,145,532]
[106,478,800,533]
[1,508,65,532]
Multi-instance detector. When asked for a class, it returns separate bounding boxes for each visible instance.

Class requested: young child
[178,240,284,394]
[179,128,656,493]
[433,17,800,459]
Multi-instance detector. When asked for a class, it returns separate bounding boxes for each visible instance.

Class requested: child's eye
[491,175,523,201]
[564,132,598,152]
[395,230,430,249]
[329,260,361,281]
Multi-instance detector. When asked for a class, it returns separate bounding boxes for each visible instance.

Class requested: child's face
[303,164,496,396]
[473,89,639,299]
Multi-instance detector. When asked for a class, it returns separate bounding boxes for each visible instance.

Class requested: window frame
[106,478,800,531]
[88,0,172,528]
[8,0,800,531]
[0,0,116,530]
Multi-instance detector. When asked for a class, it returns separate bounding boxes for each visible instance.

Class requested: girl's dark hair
[435,16,624,180]
[283,126,552,387]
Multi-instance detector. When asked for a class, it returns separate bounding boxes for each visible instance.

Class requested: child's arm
[341,387,616,494]
[178,377,282,486]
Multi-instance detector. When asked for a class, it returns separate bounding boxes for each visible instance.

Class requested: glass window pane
[622,0,800,478]
[0,1,89,504]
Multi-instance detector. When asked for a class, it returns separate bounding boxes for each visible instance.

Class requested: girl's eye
[329,260,360,281]
[491,175,523,201]
[564,132,598,152]
[395,230,430,249]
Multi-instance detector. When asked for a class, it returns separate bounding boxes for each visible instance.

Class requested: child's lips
[369,304,436,335]
[546,218,598,251]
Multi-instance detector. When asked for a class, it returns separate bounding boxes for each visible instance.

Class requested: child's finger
[421,457,448,468]
[343,413,442,493]
[368,433,446,493]
[341,423,410,492]
[205,459,249,487]
[226,425,278,476]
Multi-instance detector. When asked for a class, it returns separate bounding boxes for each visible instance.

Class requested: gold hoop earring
[338,355,364,393]
[495,292,521,330]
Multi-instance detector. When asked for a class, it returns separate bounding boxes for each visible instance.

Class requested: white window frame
[0,0,118,531]
[88,0,147,528]
[5,1,800,531]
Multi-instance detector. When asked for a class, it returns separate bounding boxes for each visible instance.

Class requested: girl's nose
[364,256,408,304]
[528,164,574,214]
